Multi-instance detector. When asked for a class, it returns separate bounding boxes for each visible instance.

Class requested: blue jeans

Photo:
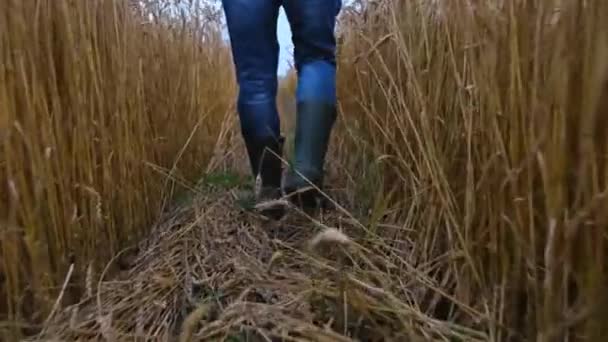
[222,0,342,142]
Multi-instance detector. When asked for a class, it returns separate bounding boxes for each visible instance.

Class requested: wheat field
[2,0,608,341]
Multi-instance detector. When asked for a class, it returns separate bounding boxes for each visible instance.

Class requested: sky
[277,8,293,76]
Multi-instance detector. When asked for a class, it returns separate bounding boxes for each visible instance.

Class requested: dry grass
[0,0,235,338]
[4,0,608,341]
[335,0,608,340]
[277,70,298,160]
[34,186,484,341]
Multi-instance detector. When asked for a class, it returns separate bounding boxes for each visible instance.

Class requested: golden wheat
[4,0,608,340]
[335,0,608,340]
[0,0,234,338]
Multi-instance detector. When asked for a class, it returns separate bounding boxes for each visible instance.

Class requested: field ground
[34,165,487,341]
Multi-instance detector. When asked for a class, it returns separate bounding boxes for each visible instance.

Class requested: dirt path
[34,178,486,341]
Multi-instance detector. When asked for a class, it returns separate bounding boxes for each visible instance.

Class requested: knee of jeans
[238,78,277,105]
[293,20,337,63]
[294,35,337,68]
[296,60,336,103]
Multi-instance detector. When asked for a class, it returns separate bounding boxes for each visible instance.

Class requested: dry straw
[1,0,234,338]
[3,0,608,341]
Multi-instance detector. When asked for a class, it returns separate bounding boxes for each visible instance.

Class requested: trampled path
[35,177,486,341]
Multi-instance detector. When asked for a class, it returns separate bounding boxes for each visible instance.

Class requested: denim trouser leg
[221,0,282,142]
[223,0,342,198]
[281,0,342,196]
[283,0,342,106]
[222,0,342,140]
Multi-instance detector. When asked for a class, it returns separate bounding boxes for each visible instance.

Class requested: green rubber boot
[283,102,337,211]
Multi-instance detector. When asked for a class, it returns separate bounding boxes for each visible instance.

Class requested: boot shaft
[245,135,284,189]
[289,101,337,185]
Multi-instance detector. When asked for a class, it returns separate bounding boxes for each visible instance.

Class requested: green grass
[198,171,251,191]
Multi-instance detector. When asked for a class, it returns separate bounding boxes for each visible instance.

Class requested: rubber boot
[283,102,337,211]
[243,135,286,220]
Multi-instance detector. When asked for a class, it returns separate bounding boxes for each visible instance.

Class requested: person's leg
[222,0,285,218]
[282,0,342,209]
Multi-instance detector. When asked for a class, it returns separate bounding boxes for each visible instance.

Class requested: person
[222,0,342,219]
